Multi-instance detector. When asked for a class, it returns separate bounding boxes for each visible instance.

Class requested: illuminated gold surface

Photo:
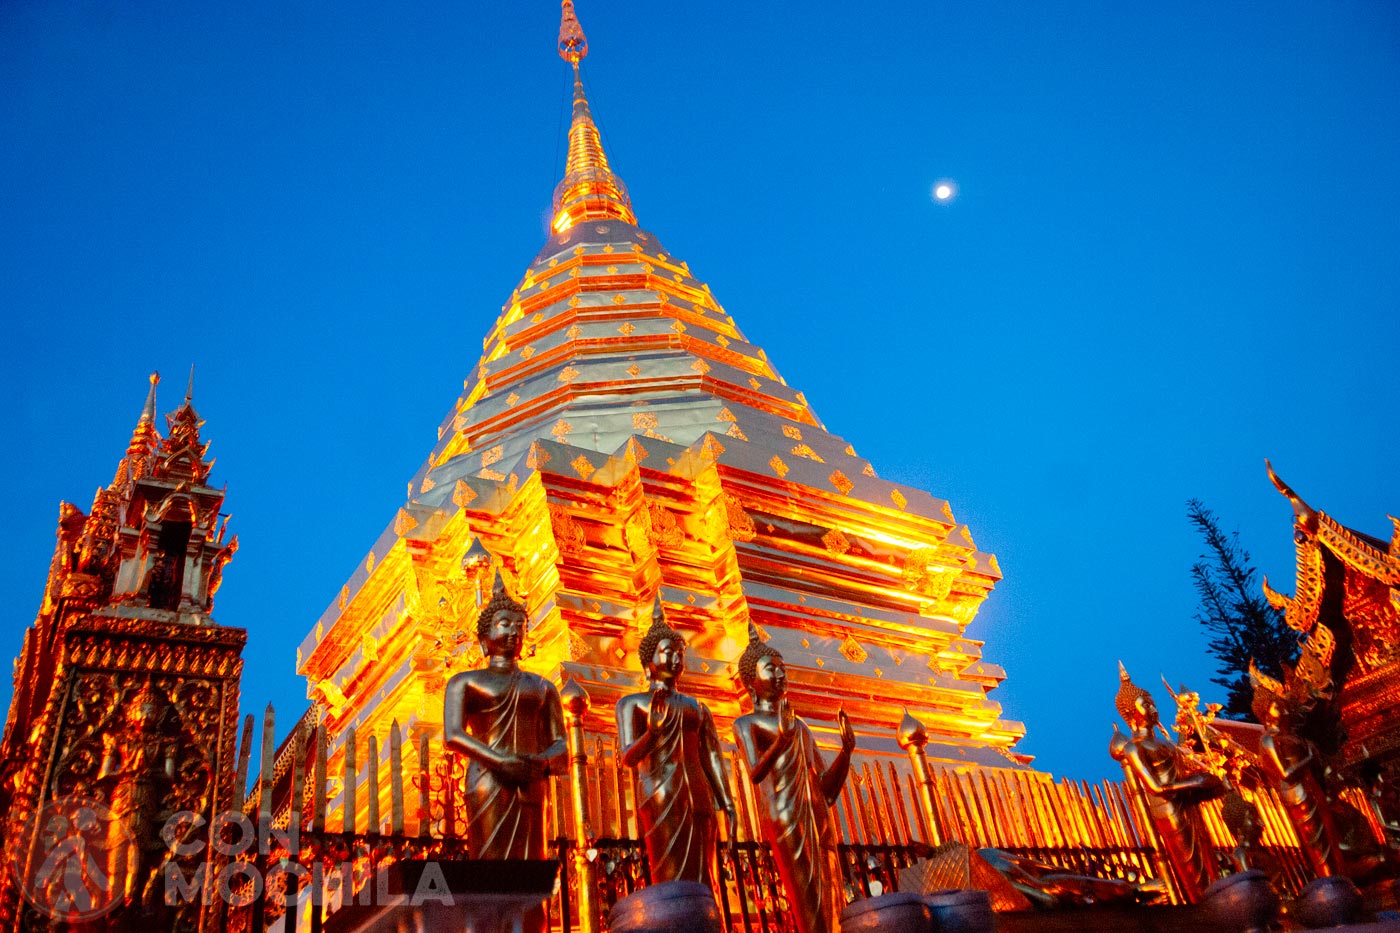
[294,0,1025,814]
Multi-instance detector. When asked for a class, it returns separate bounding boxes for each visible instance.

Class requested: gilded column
[560,678,599,933]
[897,709,946,846]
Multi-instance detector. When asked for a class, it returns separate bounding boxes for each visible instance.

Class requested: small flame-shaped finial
[141,372,160,422]
[560,676,590,715]
[746,619,763,645]
[896,708,928,750]
[558,0,588,63]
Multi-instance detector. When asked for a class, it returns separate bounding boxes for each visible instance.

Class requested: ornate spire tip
[558,0,588,63]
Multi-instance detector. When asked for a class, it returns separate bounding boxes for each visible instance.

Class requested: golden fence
[226,707,1313,932]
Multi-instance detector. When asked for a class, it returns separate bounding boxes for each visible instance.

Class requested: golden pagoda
[295,1,1027,816]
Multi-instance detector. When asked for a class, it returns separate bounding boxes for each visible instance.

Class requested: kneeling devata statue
[443,569,567,933]
[732,622,856,933]
[615,598,738,888]
[1110,662,1224,902]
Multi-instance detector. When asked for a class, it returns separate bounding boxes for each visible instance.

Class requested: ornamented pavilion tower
[297,2,1028,815]
[1263,463,1400,817]
[0,375,245,933]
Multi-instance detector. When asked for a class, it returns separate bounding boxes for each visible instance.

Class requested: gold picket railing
[225,704,1313,932]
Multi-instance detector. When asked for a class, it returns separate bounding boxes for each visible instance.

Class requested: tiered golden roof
[297,2,1026,783]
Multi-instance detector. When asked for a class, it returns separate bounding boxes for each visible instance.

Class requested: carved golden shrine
[295,2,1026,835]
[0,376,246,933]
[1262,462,1400,814]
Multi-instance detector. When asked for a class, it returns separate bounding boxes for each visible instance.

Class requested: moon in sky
[933,182,955,202]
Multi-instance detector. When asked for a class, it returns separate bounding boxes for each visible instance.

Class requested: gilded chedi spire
[551,1,636,233]
[113,372,161,490]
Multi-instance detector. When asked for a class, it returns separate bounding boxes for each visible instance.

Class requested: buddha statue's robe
[626,690,722,885]
[743,718,842,933]
[1118,735,1219,902]
[1263,730,1342,878]
[457,668,560,859]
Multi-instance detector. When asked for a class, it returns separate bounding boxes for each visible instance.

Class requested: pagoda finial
[550,1,637,233]
[141,371,159,423]
[184,364,195,404]
[112,373,162,489]
[558,0,587,64]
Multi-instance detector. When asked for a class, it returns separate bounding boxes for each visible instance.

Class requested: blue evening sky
[3,2,1397,781]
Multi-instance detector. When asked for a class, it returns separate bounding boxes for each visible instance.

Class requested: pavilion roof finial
[550,0,637,233]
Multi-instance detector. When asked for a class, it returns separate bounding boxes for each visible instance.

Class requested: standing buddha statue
[731,623,855,933]
[1111,662,1223,902]
[1251,663,1342,878]
[615,597,737,887]
[443,567,567,933]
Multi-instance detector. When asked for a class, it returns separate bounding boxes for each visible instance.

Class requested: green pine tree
[1187,499,1298,719]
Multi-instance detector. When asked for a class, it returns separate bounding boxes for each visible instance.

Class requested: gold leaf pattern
[700,435,725,459]
[558,366,580,384]
[647,500,684,549]
[506,392,521,407]
[716,407,737,422]
[567,324,582,338]
[822,528,851,555]
[724,493,757,543]
[769,455,789,478]
[420,476,436,493]
[902,547,958,601]
[612,294,626,305]
[482,445,504,468]
[782,425,803,441]
[632,412,659,430]
[571,455,595,480]
[519,345,536,360]
[618,322,636,336]
[691,358,711,374]
[791,444,824,462]
[552,420,573,441]
[863,463,877,477]
[566,630,591,661]
[840,636,868,665]
[726,423,749,441]
[626,364,642,377]
[829,470,854,495]
[891,489,908,510]
[394,509,418,536]
[549,503,586,555]
[715,334,730,347]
